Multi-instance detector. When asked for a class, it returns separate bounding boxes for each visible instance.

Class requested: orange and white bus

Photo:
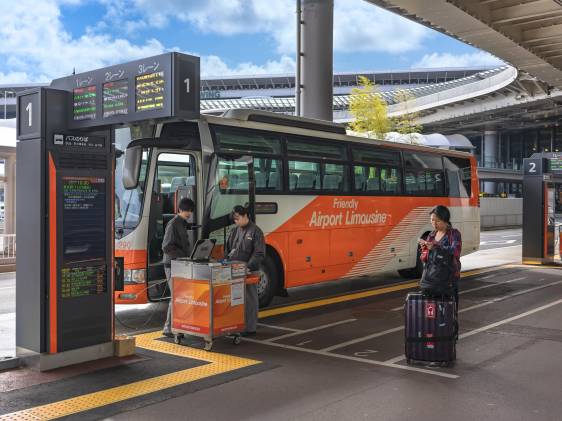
[115,110,479,307]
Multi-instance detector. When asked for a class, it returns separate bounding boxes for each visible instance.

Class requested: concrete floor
[106,265,562,421]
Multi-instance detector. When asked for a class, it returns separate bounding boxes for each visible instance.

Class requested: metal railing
[0,234,16,264]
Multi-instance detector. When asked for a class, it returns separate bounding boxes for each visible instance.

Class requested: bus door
[204,154,255,257]
[147,150,198,300]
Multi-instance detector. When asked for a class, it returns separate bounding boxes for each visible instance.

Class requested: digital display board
[61,264,106,298]
[50,52,200,128]
[103,79,128,118]
[62,176,107,298]
[548,157,562,173]
[73,86,97,120]
[136,71,165,111]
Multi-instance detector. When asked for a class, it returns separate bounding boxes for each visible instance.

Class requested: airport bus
[115,109,479,307]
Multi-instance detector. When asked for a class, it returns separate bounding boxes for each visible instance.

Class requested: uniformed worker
[162,197,195,337]
[225,205,265,336]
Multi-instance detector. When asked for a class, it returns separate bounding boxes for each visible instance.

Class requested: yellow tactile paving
[0,332,260,421]
[259,266,501,319]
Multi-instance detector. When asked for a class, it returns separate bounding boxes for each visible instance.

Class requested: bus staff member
[225,205,265,336]
[162,197,195,337]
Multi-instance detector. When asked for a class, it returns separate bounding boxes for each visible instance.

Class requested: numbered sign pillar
[522,155,562,265]
[16,87,115,370]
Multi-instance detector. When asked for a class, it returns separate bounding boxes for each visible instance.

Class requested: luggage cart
[170,260,247,351]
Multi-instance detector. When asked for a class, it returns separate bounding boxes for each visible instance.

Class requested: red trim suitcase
[405,292,456,366]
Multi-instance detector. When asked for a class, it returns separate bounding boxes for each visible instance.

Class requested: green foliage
[348,76,390,139]
[391,90,423,138]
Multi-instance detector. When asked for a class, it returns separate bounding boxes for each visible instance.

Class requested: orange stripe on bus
[115,249,147,268]
[48,154,57,354]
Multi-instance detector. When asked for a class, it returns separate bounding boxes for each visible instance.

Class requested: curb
[0,356,20,371]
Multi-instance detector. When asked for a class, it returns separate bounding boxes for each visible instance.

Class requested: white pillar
[483,130,498,194]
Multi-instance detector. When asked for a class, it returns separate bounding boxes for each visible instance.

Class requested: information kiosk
[522,153,562,265]
[16,53,199,369]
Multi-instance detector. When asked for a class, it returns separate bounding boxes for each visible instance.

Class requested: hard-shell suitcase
[404,292,456,366]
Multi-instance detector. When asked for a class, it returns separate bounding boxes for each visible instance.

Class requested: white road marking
[459,298,562,340]
[257,323,303,333]
[243,337,459,379]
[390,276,527,311]
[320,326,404,352]
[353,349,378,357]
[459,279,559,313]
[384,355,407,365]
[266,319,357,342]
[459,277,526,295]
[331,278,558,352]
[297,340,312,346]
[383,282,562,364]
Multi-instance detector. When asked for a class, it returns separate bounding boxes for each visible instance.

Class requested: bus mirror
[123,146,142,189]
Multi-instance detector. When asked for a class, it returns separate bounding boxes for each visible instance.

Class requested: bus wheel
[258,256,278,308]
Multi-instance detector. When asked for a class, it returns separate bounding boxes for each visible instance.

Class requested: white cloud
[413,51,505,68]
[201,55,295,77]
[129,0,431,54]
[0,0,167,82]
[0,0,296,83]
[0,72,36,85]
[333,1,430,53]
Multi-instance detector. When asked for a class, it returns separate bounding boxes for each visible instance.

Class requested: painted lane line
[383,283,562,365]
[297,340,312,346]
[259,266,513,320]
[458,279,559,313]
[384,355,407,365]
[459,276,527,295]
[330,278,557,352]
[459,298,562,339]
[390,276,528,312]
[257,323,303,333]
[320,326,404,352]
[266,319,357,342]
[258,282,419,319]
[476,274,495,280]
[243,337,459,379]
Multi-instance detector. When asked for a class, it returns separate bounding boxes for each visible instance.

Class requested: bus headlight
[124,269,146,284]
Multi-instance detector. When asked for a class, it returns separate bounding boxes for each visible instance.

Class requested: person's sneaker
[162,331,174,338]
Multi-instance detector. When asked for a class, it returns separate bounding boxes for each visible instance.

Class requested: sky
[0,0,505,84]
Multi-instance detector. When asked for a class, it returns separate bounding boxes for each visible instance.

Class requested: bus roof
[202,110,474,160]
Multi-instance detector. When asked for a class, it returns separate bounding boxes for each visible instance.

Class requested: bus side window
[403,152,445,196]
[443,156,471,198]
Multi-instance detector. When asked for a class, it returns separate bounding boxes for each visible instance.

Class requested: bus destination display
[136,71,165,111]
[61,265,106,298]
[73,86,97,120]
[103,79,128,118]
[548,157,562,173]
[62,176,107,297]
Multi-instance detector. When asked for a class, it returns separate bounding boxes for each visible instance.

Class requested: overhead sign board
[50,52,200,129]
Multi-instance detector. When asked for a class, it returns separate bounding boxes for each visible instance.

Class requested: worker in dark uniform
[225,205,265,336]
[162,197,195,337]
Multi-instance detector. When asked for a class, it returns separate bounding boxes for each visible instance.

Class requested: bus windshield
[115,128,150,236]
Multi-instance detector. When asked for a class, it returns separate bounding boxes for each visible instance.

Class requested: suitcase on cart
[404,292,457,366]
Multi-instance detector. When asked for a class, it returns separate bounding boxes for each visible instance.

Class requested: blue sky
[0,0,504,84]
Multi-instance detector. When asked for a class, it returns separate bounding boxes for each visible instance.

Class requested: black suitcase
[404,292,456,366]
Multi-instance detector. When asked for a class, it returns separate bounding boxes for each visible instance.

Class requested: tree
[391,90,423,143]
[348,76,390,139]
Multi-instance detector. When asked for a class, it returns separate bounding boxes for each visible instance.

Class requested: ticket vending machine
[16,52,200,369]
[522,153,562,265]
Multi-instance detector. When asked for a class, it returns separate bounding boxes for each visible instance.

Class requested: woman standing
[419,205,462,306]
